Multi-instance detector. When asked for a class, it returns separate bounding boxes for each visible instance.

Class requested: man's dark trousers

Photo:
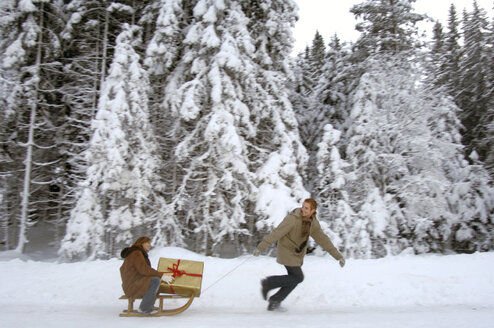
[265,266,304,302]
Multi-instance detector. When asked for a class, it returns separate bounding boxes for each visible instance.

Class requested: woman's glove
[161,275,174,285]
[339,258,346,268]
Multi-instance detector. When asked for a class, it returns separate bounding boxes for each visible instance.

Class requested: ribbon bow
[167,262,186,278]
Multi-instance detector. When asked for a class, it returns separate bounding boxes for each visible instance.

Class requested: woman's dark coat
[120,246,162,298]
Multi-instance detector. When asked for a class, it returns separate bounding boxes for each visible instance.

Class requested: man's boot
[267,299,281,311]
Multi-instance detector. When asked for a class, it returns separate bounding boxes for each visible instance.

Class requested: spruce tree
[144,0,192,228]
[158,0,260,255]
[0,0,66,252]
[241,0,308,241]
[457,2,491,165]
[429,20,449,89]
[60,25,170,259]
[290,47,316,155]
[444,4,462,96]
[314,0,494,257]
[309,31,326,77]
[154,0,307,255]
[307,34,355,191]
[484,6,494,177]
[350,0,426,57]
[60,0,144,229]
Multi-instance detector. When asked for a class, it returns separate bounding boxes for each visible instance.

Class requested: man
[253,198,345,311]
[120,236,174,314]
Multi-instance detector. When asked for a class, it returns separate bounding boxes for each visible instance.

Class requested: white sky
[292,0,494,53]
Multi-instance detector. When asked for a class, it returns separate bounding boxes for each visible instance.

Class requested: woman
[120,236,174,314]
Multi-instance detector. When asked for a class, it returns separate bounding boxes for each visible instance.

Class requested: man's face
[301,201,316,218]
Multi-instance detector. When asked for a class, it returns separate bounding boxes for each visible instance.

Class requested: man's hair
[132,236,151,248]
[304,198,317,210]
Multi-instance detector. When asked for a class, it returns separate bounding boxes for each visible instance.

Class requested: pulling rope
[201,255,253,295]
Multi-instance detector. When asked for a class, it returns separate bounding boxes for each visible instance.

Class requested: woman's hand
[161,275,174,285]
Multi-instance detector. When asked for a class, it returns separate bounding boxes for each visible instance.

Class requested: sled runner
[119,257,203,317]
[119,293,195,317]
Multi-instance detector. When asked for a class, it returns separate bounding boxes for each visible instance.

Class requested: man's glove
[161,275,174,285]
[339,258,345,268]
[253,249,260,256]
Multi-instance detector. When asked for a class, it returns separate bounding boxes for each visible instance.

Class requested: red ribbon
[160,259,203,294]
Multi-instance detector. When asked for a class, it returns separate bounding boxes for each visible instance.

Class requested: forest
[0,0,493,260]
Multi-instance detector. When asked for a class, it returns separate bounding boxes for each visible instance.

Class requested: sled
[119,258,203,317]
[119,293,195,317]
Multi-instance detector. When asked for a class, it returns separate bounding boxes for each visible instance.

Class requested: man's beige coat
[256,208,342,266]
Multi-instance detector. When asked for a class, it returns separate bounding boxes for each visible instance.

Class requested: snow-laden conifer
[156,0,258,255]
[60,25,173,259]
[340,56,494,257]
[0,0,65,253]
[241,0,309,232]
[458,3,492,167]
[153,0,307,255]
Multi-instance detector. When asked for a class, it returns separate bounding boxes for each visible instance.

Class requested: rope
[201,255,253,294]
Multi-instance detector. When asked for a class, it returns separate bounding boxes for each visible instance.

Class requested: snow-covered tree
[60,24,171,260]
[444,4,462,95]
[153,0,307,255]
[152,0,257,255]
[315,124,356,255]
[429,20,448,89]
[292,31,329,155]
[338,55,494,257]
[144,0,186,77]
[290,48,315,155]
[309,31,326,76]
[457,2,491,165]
[60,0,145,228]
[297,35,355,193]
[144,0,192,224]
[241,0,309,230]
[485,9,494,177]
[0,0,65,252]
[350,0,426,57]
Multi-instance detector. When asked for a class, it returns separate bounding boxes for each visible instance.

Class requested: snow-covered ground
[1,248,493,328]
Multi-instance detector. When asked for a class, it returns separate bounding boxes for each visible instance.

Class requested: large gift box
[158,258,204,297]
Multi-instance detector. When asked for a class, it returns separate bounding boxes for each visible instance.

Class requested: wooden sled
[119,293,195,317]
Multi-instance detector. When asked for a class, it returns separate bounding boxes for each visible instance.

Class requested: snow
[18,0,36,13]
[1,248,493,328]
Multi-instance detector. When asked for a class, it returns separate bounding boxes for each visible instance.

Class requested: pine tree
[350,0,426,57]
[311,34,355,140]
[337,54,494,257]
[309,31,326,77]
[0,0,66,252]
[429,20,449,89]
[60,24,170,260]
[143,0,192,227]
[60,0,143,230]
[305,34,355,192]
[241,0,308,239]
[157,0,260,255]
[315,124,356,256]
[457,2,491,163]
[154,0,307,255]
[444,4,462,96]
[290,48,315,155]
[293,31,327,154]
[484,6,494,177]
[144,0,187,77]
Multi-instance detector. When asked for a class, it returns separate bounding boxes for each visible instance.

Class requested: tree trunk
[100,10,109,95]
[16,7,44,253]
